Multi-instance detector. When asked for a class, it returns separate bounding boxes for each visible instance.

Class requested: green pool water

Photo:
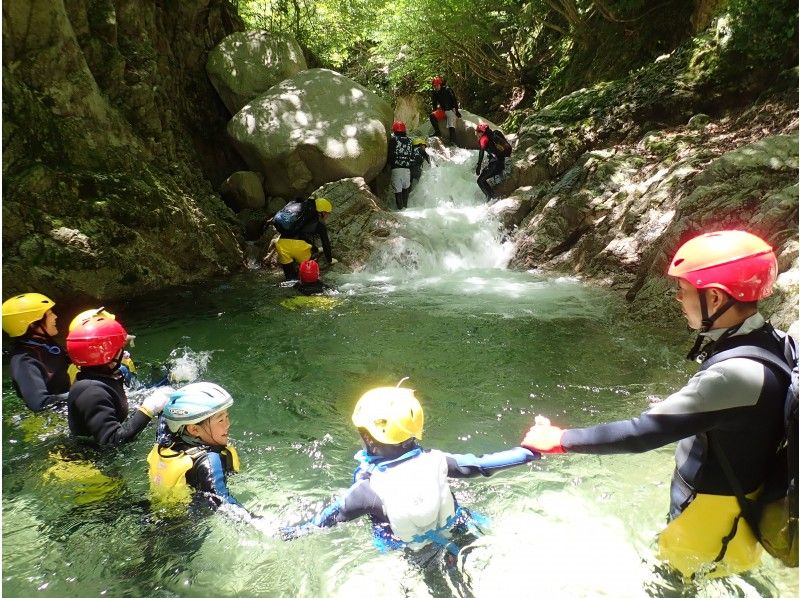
[3,269,797,597]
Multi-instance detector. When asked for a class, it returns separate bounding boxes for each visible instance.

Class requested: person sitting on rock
[429,76,461,146]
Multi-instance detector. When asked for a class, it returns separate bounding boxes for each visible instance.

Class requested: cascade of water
[348,147,517,290]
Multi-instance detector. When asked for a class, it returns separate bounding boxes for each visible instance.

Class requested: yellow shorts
[275,238,312,265]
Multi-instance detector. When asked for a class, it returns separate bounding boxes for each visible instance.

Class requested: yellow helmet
[315,197,333,213]
[351,387,424,445]
[2,293,55,337]
[69,307,116,332]
[412,138,427,146]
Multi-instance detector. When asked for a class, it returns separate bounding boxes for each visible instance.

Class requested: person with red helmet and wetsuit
[388,121,414,210]
[474,123,505,201]
[66,312,172,446]
[521,230,793,578]
[429,76,461,146]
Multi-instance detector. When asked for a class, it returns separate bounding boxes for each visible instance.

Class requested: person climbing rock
[474,123,511,202]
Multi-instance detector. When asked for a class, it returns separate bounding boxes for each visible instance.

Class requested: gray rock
[228,68,393,198]
[206,30,307,114]
[220,171,265,210]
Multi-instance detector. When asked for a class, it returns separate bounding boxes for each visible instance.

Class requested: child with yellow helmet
[280,382,539,559]
[2,292,72,411]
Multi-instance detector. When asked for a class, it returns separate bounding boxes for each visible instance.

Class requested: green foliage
[236,0,385,69]
[725,0,798,71]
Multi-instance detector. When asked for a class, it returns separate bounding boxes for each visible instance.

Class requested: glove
[521,415,566,454]
[140,385,175,418]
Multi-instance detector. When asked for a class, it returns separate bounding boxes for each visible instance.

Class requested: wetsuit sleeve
[561,362,763,454]
[10,353,68,412]
[192,452,246,510]
[423,149,431,165]
[280,480,385,540]
[446,447,539,478]
[317,221,332,263]
[475,147,484,174]
[71,384,151,446]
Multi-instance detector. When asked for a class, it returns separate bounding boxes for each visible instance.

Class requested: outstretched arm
[446,446,539,478]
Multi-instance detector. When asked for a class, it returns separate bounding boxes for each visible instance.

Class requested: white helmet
[163,382,233,433]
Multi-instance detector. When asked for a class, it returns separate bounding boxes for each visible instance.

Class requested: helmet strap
[686,290,736,362]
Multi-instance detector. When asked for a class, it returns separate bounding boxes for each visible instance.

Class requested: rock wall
[3,0,246,304]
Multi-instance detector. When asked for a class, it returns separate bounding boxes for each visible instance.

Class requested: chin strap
[686,290,737,362]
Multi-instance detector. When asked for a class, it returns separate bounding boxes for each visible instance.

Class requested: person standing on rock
[274,197,335,279]
[2,292,72,412]
[388,121,414,210]
[521,230,794,579]
[429,76,461,146]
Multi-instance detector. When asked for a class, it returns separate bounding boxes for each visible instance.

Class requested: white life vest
[367,449,455,544]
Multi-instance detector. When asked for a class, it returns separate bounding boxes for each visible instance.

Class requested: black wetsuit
[560,314,787,518]
[282,215,332,264]
[411,146,431,181]
[9,336,72,411]
[166,439,246,512]
[431,86,459,112]
[296,280,329,296]
[476,131,505,200]
[67,369,152,446]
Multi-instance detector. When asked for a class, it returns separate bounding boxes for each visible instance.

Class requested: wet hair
[358,428,418,459]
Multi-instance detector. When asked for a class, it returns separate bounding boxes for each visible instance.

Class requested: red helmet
[667,230,777,301]
[476,123,489,133]
[299,259,320,284]
[392,121,406,133]
[67,316,128,367]
[432,76,443,87]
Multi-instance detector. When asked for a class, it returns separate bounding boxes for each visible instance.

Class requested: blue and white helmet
[163,382,233,433]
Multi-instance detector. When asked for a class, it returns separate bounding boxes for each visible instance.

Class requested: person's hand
[140,385,175,417]
[521,415,566,453]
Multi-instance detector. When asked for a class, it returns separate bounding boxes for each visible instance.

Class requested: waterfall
[344,147,517,292]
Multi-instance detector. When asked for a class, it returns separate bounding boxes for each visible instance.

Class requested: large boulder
[219,170,265,210]
[228,68,393,198]
[206,30,307,114]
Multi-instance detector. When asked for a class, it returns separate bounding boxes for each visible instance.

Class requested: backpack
[703,329,798,567]
[491,130,512,158]
[273,199,315,236]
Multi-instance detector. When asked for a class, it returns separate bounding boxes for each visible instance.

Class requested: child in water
[280,382,539,561]
[148,382,258,523]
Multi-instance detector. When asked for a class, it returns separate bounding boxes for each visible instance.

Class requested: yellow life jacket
[658,490,761,579]
[147,444,240,507]
[43,449,124,505]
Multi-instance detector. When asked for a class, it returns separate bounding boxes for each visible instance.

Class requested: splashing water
[341,147,517,295]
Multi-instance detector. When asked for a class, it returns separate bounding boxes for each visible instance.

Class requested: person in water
[522,230,792,578]
[281,383,539,559]
[148,382,260,522]
[387,121,414,210]
[66,311,172,446]
[2,292,72,412]
[410,138,432,191]
[274,197,335,280]
[67,308,138,387]
[291,259,330,296]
